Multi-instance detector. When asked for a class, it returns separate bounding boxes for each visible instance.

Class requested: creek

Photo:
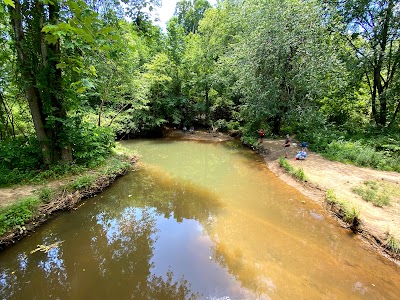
[0,139,399,299]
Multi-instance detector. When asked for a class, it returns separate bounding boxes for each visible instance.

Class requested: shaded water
[1,139,400,299]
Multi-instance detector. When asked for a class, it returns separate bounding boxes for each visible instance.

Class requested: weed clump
[325,189,361,231]
[66,175,96,191]
[279,157,307,181]
[353,180,396,207]
[385,233,400,254]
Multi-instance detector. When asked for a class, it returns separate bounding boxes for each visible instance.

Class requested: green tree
[326,0,400,128]
[229,0,343,134]
[174,0,211,34]
[5,0,74,164]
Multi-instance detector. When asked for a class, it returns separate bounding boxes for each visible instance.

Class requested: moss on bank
[0,154,137,250]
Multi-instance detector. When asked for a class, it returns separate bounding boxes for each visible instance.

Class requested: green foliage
[0,137,42,170]
[279,157,294,172]
[241,135,258,147]
[386,234,400,254]
[66,175,96,191]
[67,120,115,165]
[324,140,400,171]
[0,137,42,186]
[0,120,114,186]
[342,203,361,224]
[325,189,360,225]
[278,157,307,181]
[0,197,40,235]
[36,187,54,203]
[326,189,337,204]
[102,157,131,177]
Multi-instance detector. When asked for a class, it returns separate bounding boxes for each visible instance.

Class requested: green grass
[353,180,394,207]
[36,187,54,203]
[386,234,400,254]
[320,140,399,172]
[326,189,361,225]
[279,157,307,181]
[0,196,41,235]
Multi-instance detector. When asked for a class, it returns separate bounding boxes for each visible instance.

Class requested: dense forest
[0,0,399,186]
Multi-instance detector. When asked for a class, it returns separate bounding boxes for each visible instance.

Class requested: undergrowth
[296,127,400,172]
[0,154,133,237]
[0,197,40,236]
[386,233,400,254]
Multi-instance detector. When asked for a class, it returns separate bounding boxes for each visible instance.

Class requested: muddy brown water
[1,139,400,299]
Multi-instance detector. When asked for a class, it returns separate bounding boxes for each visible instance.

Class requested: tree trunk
[9,0,72,165]
[9,1,52,164]
[48,1,73,163]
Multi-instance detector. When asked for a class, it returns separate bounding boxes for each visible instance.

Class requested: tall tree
[6,0,72,164]
[326,0,400,127]
[174,0,211,34]
[229,0,343,134]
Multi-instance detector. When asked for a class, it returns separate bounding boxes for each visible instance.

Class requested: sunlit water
[1,139,399,299]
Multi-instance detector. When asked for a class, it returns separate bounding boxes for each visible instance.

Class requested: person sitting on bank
[183,126,187,133]
[282,134,291,158]
[296,150,307,160]
[189,126,194,134]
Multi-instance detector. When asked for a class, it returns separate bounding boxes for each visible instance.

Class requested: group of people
[284,135,308,160]
[258,129,308,160]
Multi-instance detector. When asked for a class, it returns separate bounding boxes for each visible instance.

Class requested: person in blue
[296,150,307,160]
[301,141,308,151]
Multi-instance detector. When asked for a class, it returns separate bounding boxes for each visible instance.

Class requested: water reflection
[0,169,211,299]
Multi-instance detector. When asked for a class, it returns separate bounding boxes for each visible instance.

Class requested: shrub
[65,120,115,166]
[0,137,42,170]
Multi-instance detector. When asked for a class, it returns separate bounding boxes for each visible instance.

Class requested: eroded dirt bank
[0,156,137,250]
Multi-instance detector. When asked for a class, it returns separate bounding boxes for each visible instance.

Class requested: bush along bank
[0,155,137,250]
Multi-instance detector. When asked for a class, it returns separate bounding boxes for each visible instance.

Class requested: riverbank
[0,154,137,250]
[165,129,400,263]
[259,139,400,263]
